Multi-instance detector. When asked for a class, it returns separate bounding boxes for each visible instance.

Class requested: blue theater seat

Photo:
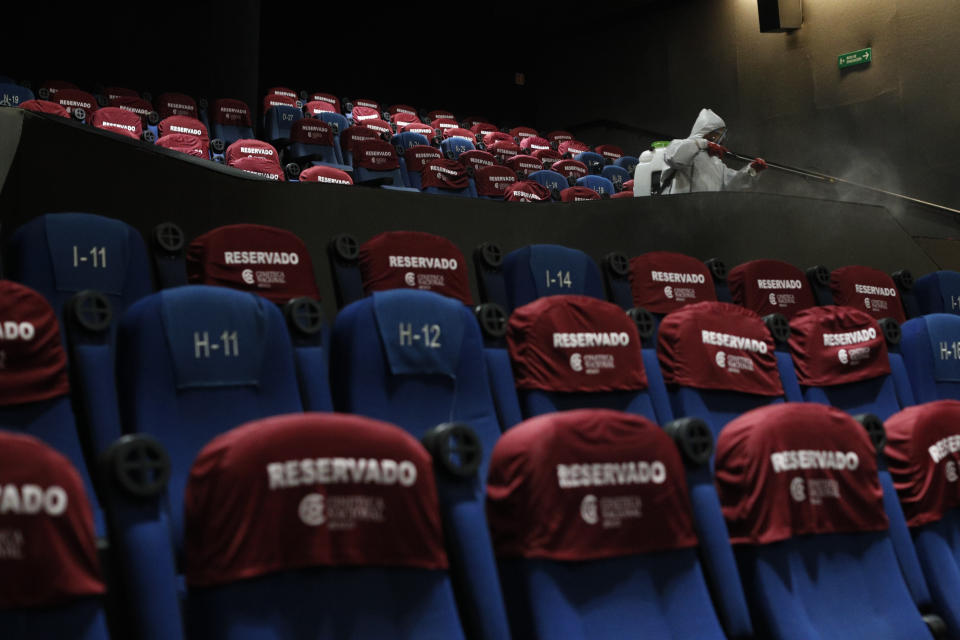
[441,135,476,160]
[573,150,605,174]
[0,281,107,535]
[487,409,729,640]
[285,118,351,173]
[352,139,418,191]
[717,403,933,640]
[5,212,154,341]
[391,131,431,187]
[0,82,34,107]
[317,112,351,163]
[728,258,817,320]
[528,169,569,198]
[914,270,960,316]
[601,164,631,191]
[575,174,616,197]
[0,432,109,640]
[900,313,960,403]
[401,144,443,191]
[330,289,511,640]
[183,413,467,640]
[498,244,605,312]
[209,98,256,146]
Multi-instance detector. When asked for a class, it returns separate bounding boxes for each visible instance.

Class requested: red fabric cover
[830,265,906,324]
[104,86,139,100]
[475,166,519,198]
[463,115,491,128]
[459,150,497,173]
[354,139,400,171]
[622,179,634,191]
[402,122,435,137]
[403,145,443,173]
[788,306,890,387]
[184,413,448,587]
[391,112,421,126]
[595,144,624,160]
[508,295,648,392]
[39,80,78,95]
[387,104,418,117]
[19,100,70,118]
[90,107,142,140]
[427,109,454,121]
[299,166,353,185]
[551,159,589,180]
[488,140,520,162]
[263,94,297,113]
[186,224,318,303]
[431,118,458,132]
[0,432,105,606]
[519,136,551,153]
[419,158,470,190]
[156,92,198,120]
[351,105,380,122]
[304,100,336,116]
[155,133,209,159]
[885,400,960,528]
[504,180,552,202]
[716,403,889,545]
[225,139,280,166]
[482,131,513,147]
[289,119,334,146]
[340,125,381,156]
[267,86,298,100]
[611,191,634,199]
[229,156,285,181]
[108,96,154,119]
[547,130,574,144]
[212,98,252,127]
[361,118,393,136]
[533,149,563,166]
[729,259,816,320]
[159,115,209,141]
[353,98,380,111]
[561,186,601,202]
[629,251,716,313]
[505,154,543,175]
[52,89,97,121]
[509,126,538,140]
[559,140,590,157]
[471,122,499,137]
[358,231,472,304]
[0,281,69,406]
[309,92,341,112]
[657,301,783,396]
[443,127,474,140]
[486,409,698,560]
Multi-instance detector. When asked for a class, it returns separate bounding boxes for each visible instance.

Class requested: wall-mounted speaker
[758,0,802,32]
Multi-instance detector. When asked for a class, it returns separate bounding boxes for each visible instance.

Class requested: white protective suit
[661,108,760,195]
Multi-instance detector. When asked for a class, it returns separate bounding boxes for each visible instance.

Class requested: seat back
[501,244,605,312]
[717,402,932,640]
[475,165,518,200]
[487,409,726,640]
[156,92,199,121]
[601,165,630,191]
[914,270,960,315]
[560,186,601,202]
[505,154,544,179]
[575,174,616,197]
[420,158,475,198]
[183,413,466,640]
[352,138,406,187]
[5,212,154,338]
[831,265,907,323]
[728,258,816,319]
[299,166,353,184]
[506,294,671,424]
[441,135,476,159]
[51,88,98,122]
[0,82,34,107]
[657,301,790,439]
[552,159,589,182]
[0,432,108,640]
[329,289,511,640]
[527,169,567,195]
[91,106,143,140]
[116,286,303,549]
[402,145,443,190]
[573,151,604,174]
[209,98,255,146]
[287,118,343,167]
[900,313,960,403]
[262,103,302,146]
[615,155,639,174]
[627,251,720,321]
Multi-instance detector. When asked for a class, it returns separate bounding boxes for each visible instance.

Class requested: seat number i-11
[398,323,442,349]
[546,270,573,289]
[194,330,240,359]
[73,246,107,268]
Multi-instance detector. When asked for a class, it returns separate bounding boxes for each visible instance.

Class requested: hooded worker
[661,108,767,194]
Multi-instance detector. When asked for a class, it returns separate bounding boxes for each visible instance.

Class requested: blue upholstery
[0,82,34,107]
[912,510,960,638]
[601,165,631,191]
[318,112,350,163]
[528,169,568,194]
[116,285,303,550]
[391,132,431,187]
[573,151,605,173]
[0,599,109,640]
[502,244,605,312]
[901,314,960,403]
[330,290,511,640]
[441,136,475,159]
[915,271,960,316]
[615,155,639,174]
[262,104,301,146]
[576,174,617,197]
[736,533,932,640]
[5,213,154,340]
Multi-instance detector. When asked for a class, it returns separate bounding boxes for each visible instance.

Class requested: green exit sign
[839,47,872,69]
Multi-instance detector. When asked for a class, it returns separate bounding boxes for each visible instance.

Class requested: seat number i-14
[546,270,573,289]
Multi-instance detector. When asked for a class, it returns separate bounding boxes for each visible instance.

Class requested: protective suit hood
[690,108,726,139]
